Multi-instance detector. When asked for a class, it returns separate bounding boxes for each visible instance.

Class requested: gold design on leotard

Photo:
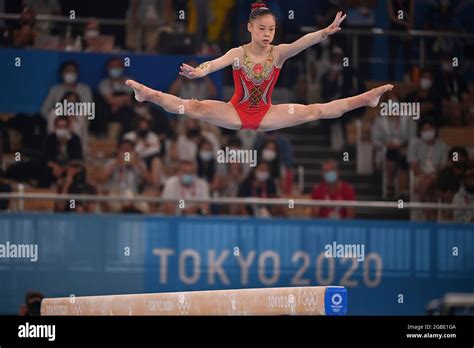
[242,45,275,86]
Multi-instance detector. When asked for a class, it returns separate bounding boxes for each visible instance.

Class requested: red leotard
[230,45,281,130]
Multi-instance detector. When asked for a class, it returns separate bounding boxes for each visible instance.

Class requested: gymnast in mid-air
[126,1,393,132]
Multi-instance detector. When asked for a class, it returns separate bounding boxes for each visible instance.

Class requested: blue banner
[0,48,223,113]
[0,214,473,315]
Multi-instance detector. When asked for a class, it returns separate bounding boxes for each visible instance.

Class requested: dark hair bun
[251,1,267,12]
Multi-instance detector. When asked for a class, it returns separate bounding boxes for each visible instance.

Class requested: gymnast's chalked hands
[325,11,347,36]
[180,63,201,79]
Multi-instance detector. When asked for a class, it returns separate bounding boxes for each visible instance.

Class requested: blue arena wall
[0,48,223,114]
[0,213,473,315]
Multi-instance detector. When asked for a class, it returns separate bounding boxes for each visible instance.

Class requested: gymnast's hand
[324,11,347,37]
[179,63,202,79]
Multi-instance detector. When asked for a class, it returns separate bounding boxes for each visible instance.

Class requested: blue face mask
[324,171,338,184]
[109,68,123,79]
[181,174,195,186]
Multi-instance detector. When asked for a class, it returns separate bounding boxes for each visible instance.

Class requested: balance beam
[41,286,347,316]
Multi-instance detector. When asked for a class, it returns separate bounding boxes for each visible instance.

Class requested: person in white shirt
[41,61,92,118]
[161,160,210,215]
[408,119,448,202]
[453,168,474,223]
[123,116,163,189]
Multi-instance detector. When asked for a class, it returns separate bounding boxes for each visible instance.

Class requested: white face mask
[420,78,432,90]
[421,130,435,142]
[199,150,213,161]
[85,30,99,38]
[55,128,71,140]
[63,72,77,84]
[256,171,269,182]
[262,149,276,161]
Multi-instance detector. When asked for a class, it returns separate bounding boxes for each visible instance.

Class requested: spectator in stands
[321,46,364,104]
[220,137,245,202]
[453,168,474,223]
[38,116,83,188]
[98,56,135,135]
[41,61,93,119]
[448,146,471,177]
[55,161,98,213]
[21,290,44,316]
[161,160,210,215]
[315,0,345,53]
[103,139,150,194]
[371,90,417,198]
[125,0,174,53]
[123,116,163,189]
[23,0,61,34]
[321,46,365,141]
[173,118,201,162]
[254,130,294,194]
[425,0,460,58]
[172,118,221,164]
[258,140,282,192]
[237,161,283,217]
[434,54,469,126]
[408,118,448,202]
[12,6,37,47]
[405,69,441,125]
[168,59,218,123]
[46,91,88,153]
[387,0,414,81]
[435,147,470,220]
[311,159,356,219]
[196,139,226,192]
[83,20,113,52]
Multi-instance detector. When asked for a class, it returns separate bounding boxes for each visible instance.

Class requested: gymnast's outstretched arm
[179,47,241,79]
[275,11,346,66]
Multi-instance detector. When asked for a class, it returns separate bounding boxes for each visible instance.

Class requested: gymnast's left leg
[258,84,393,131]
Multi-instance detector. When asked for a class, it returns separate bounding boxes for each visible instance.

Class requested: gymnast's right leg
[126,79,242,130]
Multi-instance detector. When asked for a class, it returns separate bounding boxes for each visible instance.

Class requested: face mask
[181,174,195,186]
[324,170,338,184]
[55,128,71,140]
[256,171,269,182]
[63,72,77,84]
[109,68,123,79]
[421,130,435,142]
[85,30,99,38]
[262,149,276,161]
[331,64,342,72]
[199,150,213,161]
[420,78,432,90]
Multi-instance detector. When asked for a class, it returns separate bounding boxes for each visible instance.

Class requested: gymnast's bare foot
[366,84,394,107]
[126,79,161,103]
